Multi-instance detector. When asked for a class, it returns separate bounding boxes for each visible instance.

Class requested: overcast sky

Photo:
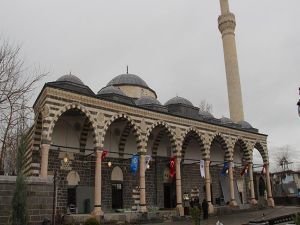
[1,0,299,170]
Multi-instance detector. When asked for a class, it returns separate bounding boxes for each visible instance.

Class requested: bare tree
[0,39,46,174]
[274,145,293,172]
[199,99,213,113]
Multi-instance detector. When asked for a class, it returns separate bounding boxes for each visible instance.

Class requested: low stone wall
[0,176,53,225]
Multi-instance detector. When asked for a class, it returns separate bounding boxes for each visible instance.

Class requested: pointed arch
[181,128,206,159]
[210,133,230,161]
[101,113,142,150]
[46,103,99,146]
[145,121,177,152]
[254,142,268,164]
[233,138,251,163]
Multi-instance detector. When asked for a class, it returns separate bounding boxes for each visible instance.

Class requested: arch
[47,103,99,146]
[111,166,124,181]
[118,122,133,157]
[233,139,251,163]
[210,133,230,161]
[254,142,268,164]
[258,176,266,197]
[145,121,177,153]
[102,113,142,150]
[181,128,206,159]
[79,118,93,152]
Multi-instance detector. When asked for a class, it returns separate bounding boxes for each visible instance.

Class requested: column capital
[41,139,51,145]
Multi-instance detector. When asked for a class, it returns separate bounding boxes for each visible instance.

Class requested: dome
[238,120,253,129]
[57,74,84,85]
[97,86,126,96]
[107,74,149,88]
[220,116,233,124]
[199,110,214,118]
[165,96,193,107]
[136,96,162,106]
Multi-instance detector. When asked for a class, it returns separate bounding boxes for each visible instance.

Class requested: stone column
[93,149,104,216]
[204,160,214,214]
[248,163,257,205]
[40,141,50,178]
[139,152,147,213]
[228,161,237,206]
[218,0,244,122]
[265,164,275,207]
[175,156,184,216]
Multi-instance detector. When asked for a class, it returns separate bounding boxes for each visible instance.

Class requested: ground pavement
[145,206,300,225]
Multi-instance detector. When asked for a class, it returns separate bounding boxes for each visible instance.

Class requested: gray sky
[1,0,299,170]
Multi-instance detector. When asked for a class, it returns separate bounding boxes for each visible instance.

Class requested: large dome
[136,96,162,106]
[165,96,193,107]
[107,74,149,88]
[57,74,84,85]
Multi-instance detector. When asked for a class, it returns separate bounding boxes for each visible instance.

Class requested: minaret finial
[126,65,128,74]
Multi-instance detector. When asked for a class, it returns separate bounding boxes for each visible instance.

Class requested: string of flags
[99,151,266,178]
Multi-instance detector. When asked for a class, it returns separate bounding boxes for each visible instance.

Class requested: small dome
[136,96,162,106]
[97,86,126,96]
[107,74,149,88]
[199,110,214,118]
[165,96,193,107]
[238,120,253,129]
[57,74,84,85]
[220,116,233,124]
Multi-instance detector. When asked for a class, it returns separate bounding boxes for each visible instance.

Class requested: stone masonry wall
[0,176,53,225]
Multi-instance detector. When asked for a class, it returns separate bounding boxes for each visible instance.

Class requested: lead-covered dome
[220,116,233,124]
[238,120,253,129]
[199,110,214,118]
[136,96,161,106]
[57,74,84,85]
[165,96,193,107]
[106,73,157,99]
[97,86,126,96]
[107,74,149,88]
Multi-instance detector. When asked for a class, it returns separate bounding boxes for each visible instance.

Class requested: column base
[92,207,104,217]
[176,205,184,217]
[139,205,147,213]
[229,200,238,207]
[267,198,275,207]
[208,202,214,214]
[250,198,258,205]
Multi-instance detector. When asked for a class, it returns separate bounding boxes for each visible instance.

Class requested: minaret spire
[218,0,244,122]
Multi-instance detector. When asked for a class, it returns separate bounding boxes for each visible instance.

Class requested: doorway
[164,180,176,208]
[111,166,124,210]
[112,183,123,209]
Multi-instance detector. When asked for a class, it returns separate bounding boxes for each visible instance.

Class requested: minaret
[218,0,244,122]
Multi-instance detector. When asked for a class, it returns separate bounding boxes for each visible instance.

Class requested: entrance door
[112,183,123,209]
[164,182,176,208]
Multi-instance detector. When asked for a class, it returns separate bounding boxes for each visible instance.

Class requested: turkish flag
[101,150,108,160]
[170,156,176,178]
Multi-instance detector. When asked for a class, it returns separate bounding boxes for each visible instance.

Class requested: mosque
[24,0,274,217]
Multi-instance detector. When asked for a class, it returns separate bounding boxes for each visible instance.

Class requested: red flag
[240,164,249,176]
[170,156,176,178]
[101,150,108,160]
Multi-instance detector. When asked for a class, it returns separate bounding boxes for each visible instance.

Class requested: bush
[84,217,100,225]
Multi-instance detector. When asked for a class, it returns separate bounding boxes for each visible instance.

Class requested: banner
[200,160,205,178]
[170,156,176,178]
[130,154,139,175]
[240,164,249,177]
[101,150,109,160]
[145,155,152,171]
[221,162,229,176]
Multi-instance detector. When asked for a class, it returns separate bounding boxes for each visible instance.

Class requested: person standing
[202,198,208,220]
